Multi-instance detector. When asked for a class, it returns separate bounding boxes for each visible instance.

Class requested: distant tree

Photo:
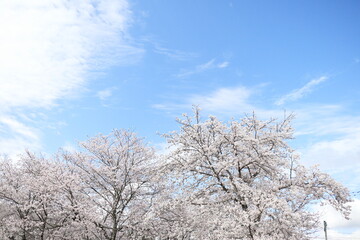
[157,108,351,240]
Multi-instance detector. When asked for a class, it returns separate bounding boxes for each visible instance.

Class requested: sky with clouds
[0,0,359,237]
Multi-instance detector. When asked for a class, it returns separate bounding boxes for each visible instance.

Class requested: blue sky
[0,0,359,237]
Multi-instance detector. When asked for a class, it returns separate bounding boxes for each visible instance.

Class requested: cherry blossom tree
[62,129,159,240]
[158,108,351,240]
[0,130,159,240]
[0,152,90,240]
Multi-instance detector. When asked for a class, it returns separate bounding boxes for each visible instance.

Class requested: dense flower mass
[0,109,352,239]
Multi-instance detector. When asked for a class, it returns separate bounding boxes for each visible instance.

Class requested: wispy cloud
[275,76,328,105]
[217,61,229,68]
[152,86,251,112]
[0,0,142,155]
[176,59,230,78]
[153,85,281,118]
[96,87,117,101]
[0,116,39,141]
[153,45,197,61]
[294,105,360,137]
[0,113,41,157]
[190,87,252,112]
[140,36,197,61]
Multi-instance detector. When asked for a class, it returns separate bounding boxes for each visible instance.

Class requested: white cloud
[151,104,175,111]
[97,87,117,101]
[198,59,215,70]
[152,86,252,113]
[153,45,197,61]
[321,199,360,230]
[190,87,252,113]
[153,85,282,119]
[0,0,142,156]
[276,76,328,105]
[140,36,197,61]
[311,199,360,239]
[0,116,39,141]
[305,134,360,168]
[299,126,360,192]
[176,59,229,78]
[294,105,360,137]
[0,137,41,159]
[289,104,360,172]
[217,61,229,68]
[0,111,43,157]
